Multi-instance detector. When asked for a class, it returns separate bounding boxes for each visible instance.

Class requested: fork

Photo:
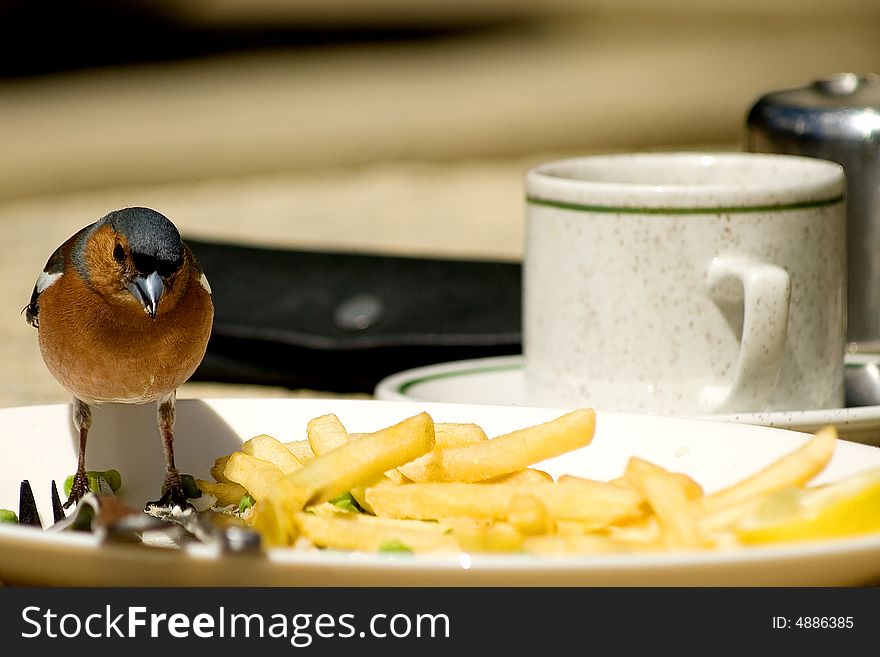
[18,479,261,553]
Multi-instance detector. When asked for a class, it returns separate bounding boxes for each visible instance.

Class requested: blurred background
[1,0,879,406]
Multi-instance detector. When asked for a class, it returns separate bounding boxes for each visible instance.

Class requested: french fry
[250,484,303,546]
[345,435,413,485]
[436,422,489,445]
[284,439,316,464]
[624,458,706,549]
[698,496,765,538]
[699,427,838,513]
[411,409,596,483]
[603,469,704,501]
[603,515,665,550]
[310,414,409,489]
[555,520,597,537]
[640,473,707,549]
[242,434,303,474]
[307,414,348,456]
[507,494,553,535]
[254,412,436,545]
[366,478,642,527]
[210,409,861,556]
[210,455,232,483]
[306,413,408,509]
[382,469,411,485]
[297,412,434,504]
[453,521,524,553]
[222,452,285,501]
[195,479,248,506]
[483,468,555,485]
[598,516,663,547]
[294,511,457,553]
[350,477,404,516]
[398,422,488,482]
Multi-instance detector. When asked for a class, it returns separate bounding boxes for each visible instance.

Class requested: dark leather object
[186,239,522,393]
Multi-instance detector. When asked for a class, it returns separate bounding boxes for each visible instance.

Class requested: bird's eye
[113,244,125,262]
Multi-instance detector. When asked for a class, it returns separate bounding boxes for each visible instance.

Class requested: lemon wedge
[736,467,880,544]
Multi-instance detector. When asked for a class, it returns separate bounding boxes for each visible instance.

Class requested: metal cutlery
[16,479,262,554]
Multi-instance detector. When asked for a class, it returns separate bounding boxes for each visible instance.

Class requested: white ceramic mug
[523,152,847,414]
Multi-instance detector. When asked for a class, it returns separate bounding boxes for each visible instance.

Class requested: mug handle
[701,256,791,413]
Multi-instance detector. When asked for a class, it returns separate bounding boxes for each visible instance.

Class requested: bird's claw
[63,471,90,509]
[148,468,189,510]
[145,484,192,514]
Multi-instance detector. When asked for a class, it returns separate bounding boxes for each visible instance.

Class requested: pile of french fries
[196,408,843,555]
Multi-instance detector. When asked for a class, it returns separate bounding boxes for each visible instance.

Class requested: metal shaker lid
[747,73,880,143]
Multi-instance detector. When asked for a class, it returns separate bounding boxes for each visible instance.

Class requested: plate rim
[3,517,880,571]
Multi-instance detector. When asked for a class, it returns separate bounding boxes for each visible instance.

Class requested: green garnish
[0,509,18,524]
[69,504,96,532]
[63,469,123,496]
[378,538,413,553]
[238,494,255,513]
[100,469,122,492]
[158,473,201,500]
[179,474,201,500]
[329,492,363,514]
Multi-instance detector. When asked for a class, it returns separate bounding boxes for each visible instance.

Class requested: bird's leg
[64,398,92,509]
[146,391,189,510]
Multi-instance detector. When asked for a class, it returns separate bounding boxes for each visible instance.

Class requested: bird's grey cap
[104,207,183,266]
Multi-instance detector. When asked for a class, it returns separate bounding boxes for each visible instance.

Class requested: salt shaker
[746,73,880,350]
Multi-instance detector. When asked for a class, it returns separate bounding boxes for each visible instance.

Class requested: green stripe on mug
[526,195,844,215]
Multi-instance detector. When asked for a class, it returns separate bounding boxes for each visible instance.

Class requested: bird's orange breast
[37,266,214,404]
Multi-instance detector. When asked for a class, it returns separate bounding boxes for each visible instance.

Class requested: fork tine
[51,481,65,523]
[18,480,41,527]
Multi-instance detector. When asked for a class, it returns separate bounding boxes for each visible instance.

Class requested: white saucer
[374,354,880,447]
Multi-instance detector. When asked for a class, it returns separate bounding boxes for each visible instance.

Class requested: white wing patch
[35,270,62,293]
[199,272,212,294]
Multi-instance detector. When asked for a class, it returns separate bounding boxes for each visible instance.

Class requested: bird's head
[76,207,187,319]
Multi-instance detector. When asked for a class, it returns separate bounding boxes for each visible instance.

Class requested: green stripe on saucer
[399,362,522,395]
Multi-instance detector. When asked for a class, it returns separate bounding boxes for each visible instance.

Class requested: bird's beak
[128,271,164,318]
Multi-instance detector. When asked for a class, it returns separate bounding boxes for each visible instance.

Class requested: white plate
[2,397,880,586]
[375,355,880,447]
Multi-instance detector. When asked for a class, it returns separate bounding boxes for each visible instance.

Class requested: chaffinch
[25,207,214,510]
